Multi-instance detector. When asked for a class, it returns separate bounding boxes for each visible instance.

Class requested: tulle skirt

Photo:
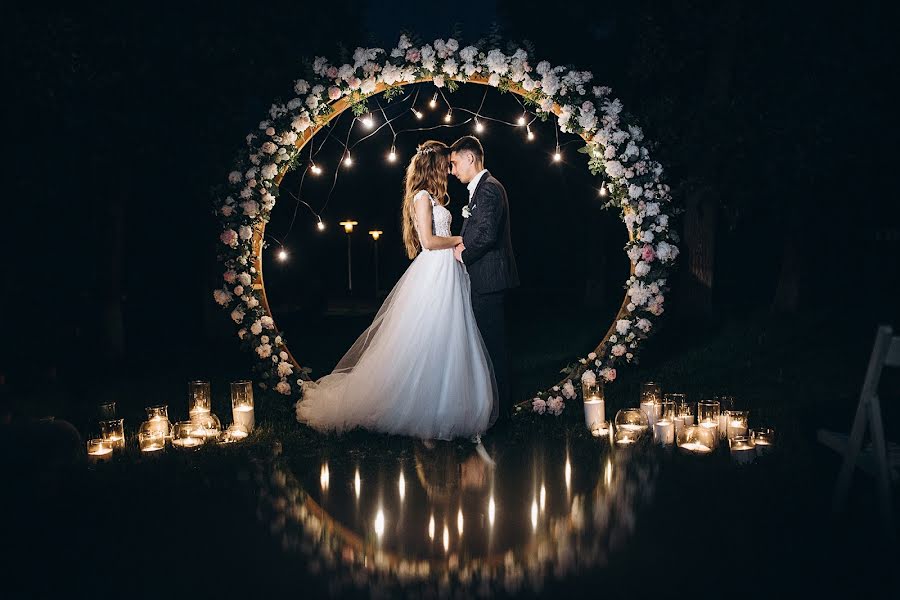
[295,248,498,440]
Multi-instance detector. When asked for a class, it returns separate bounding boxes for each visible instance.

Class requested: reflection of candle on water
[730,440,756,464]
[428,515,435,541]
[754,440,772,455]
[488,496,496,526]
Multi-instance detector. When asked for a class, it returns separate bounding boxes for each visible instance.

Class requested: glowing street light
[339,220,358,293]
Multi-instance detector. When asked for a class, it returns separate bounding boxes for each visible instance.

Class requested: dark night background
[5,0,899,411]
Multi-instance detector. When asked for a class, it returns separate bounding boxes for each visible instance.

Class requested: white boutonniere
[462,205,472,219]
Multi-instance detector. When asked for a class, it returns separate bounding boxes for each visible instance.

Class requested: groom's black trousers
[471,290,510,420]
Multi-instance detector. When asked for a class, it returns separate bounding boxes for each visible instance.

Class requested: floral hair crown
[416,145,439,156]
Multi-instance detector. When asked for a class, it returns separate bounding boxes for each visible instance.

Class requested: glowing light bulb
[599,183,608,197]
[517,113,526,126]
[526,127,534,141]
[277,248,288,262]
[361,114,374,129]
[429,92,438,108]
[310,163,322,175]
[444,111,452,123]
[316,219,325,231]
[343,152,353,166]
[474,118,484,133]
[413,108,423,119]
[388,147,397,162]
[553,148,562,162]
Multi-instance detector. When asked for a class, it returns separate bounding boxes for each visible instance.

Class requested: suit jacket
[460,171,520,294]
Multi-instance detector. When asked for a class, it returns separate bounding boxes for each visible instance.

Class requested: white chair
[818,325,899,534]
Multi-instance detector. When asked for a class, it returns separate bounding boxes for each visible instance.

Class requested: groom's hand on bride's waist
[454,242,465,263]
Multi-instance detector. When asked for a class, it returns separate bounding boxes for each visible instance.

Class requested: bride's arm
[414,195,463,251]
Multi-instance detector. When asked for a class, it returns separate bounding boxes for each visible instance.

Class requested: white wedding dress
[295,190,498,440]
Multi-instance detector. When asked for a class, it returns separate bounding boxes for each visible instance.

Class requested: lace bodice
[414,190,452,240]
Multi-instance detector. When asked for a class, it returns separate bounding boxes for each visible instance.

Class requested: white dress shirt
[466,169,488,202]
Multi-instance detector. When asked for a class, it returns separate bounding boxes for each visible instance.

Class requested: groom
[449,136,519,424]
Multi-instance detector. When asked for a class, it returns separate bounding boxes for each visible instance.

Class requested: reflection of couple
[296,136,519,441]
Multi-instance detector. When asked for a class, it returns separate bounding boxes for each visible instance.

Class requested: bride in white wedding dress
[295,140,498,440]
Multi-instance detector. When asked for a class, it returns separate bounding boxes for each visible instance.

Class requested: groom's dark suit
[460,170,519,421]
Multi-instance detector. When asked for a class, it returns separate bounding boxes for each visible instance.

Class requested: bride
[295,140,498,440]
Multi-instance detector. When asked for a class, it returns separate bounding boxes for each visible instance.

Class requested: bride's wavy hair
[402,140,450,259]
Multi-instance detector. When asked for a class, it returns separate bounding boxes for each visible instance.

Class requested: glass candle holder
[86,438,114,463]
[172,421,203,450]
[582,381,605,431]
[677,425,715,455]
[614,409,649,445]
[666,394,690,436]
[219,423,249,444]
[99,418,125,450]
[230,380,255,432]
[750,428,775,455]
[653,399,676,446]
[697,399,720,441]
[726,410,749,440]
[188,380,212,418]
[729,436,756,465]
[144,405,172,439]
[640,382,662,427]
[98,402,117,420]
[189,412,222,442]
[138,422,166,454]
[717,395,736,439]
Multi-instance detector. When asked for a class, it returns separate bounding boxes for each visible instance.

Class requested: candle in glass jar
[729,437,756,464]
[653,419,675,446]
[727,420,748,440]
[673,415,686,436]
[583,398,605,430]
[86,439,114,463]
[172,436,203,449]
[750,428,775,455]
[232,405,255,432]
[679,441,713,454]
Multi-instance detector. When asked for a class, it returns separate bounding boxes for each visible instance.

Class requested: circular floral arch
[213,35,679,413]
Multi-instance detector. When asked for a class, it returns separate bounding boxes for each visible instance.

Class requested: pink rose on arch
[260,315,275,329]
[562,380,576,400]
[220,229,238,248]
[347,76,361,90]
[223,270,237,284]
[547,396,565,416]
[601,367,617,382]
[532,397,546,414]
[328,86,341,100]
[641,245,656,263]
[611,344,627,357]
[326,66,339,79]
[406,48,421,62]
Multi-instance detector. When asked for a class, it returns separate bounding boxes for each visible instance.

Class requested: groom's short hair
[450,136,484,166]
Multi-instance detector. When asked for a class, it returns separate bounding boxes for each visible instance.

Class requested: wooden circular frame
[251,75,635,397]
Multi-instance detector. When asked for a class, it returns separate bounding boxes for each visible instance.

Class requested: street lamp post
[339,220,358,293]
[369,230,383,298]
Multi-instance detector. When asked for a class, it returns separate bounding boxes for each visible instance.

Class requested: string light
[343,151,353,167]
[412,108,423,119]
[387,146,397,162]
[526,126,535,141]
[517,112,527,126]
[277,248,288,262]
[369,230,383,240]
[599,182,608,197]
[316,216,325,231]
[361,114,374,129]
[553,146,562,162]
[474,117,484,133]
[444,110,452,123]
[310,162,322,175]
[429,92,438,108]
